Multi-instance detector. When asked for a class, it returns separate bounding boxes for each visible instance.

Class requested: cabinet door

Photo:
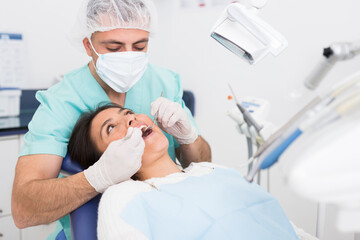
[0,136,19,217]
[17,134,58,239]
[0,216,20,240]
[21,223,57,240]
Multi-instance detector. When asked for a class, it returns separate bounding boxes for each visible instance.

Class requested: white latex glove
[84,127,145,193]
[151,97,198,145]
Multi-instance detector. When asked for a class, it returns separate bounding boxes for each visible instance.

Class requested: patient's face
[90,107,169,166]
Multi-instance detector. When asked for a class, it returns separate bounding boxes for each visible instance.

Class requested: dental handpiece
[236,103,263,133]
[227,83,263,134]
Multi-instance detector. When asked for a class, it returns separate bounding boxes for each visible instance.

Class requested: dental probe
[150,91,164,130]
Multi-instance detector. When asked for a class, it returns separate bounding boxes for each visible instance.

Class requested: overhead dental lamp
[304,40,360,90]
[210,0,288,64]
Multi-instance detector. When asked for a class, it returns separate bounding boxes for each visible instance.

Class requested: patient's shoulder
[99,180,154,231]
[102,180,151,198]
[101,180,152,208]
[98,181,151,239]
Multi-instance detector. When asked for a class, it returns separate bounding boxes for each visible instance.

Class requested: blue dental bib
[120,166,298,240]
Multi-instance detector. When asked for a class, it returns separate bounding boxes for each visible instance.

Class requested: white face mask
[89,39,149,93]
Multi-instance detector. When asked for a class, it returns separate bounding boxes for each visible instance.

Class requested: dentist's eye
[134,47,145,51]
[107,48,120,52]
[107,125,114,134]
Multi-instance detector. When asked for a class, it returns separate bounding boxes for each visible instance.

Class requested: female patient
[68,103,299,240]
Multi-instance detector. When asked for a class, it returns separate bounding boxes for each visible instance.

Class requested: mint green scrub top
[19,64,199,240]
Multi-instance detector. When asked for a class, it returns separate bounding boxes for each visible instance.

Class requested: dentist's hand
[151,97,198,145]
[84,127,145,193]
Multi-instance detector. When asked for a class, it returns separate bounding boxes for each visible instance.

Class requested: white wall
[0,0,89,89]
[1,0,359,239]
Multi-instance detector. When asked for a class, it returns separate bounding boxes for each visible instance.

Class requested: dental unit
[246,74,360,182]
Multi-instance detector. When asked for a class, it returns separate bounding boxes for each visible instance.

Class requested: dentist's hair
[68,103,125,169]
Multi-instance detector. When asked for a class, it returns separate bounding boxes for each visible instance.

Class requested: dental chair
[59,91,195,240]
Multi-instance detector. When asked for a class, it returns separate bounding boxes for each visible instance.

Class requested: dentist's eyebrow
[100,118,112,139]
[100,38,148,45]
[100,40,125,45]
[133,38,149,44]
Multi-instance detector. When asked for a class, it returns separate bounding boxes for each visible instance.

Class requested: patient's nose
[126,115,137,127]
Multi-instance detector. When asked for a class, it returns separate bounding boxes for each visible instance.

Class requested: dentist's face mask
[89,39,149,93]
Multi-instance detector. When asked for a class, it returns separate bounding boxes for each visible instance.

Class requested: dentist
[11,0,211,239]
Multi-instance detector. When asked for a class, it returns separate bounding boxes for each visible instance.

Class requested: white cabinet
[17,134,56,240]
[0,136,19,217]
[0,216,20,240]
[0,136,20,239]
[21,224,57,240]
[0,135,56,240]
[0,136,18,217]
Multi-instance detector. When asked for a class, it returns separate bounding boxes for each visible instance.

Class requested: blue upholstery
[70,194,101,240]
[60,90,195,239]
[55,230,66,240]
[62,154,100,240]
[183,90,195,116]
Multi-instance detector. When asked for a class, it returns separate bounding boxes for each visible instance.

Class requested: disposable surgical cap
[73,0,157,42]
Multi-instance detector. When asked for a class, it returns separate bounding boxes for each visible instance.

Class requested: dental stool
[59,90,195,239]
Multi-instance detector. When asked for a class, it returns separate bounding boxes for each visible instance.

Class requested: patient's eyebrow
[100,118,112,139]
[119,108,134,115]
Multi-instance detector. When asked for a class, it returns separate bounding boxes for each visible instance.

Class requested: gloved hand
[84,127,145,193]
[151,97,198,145]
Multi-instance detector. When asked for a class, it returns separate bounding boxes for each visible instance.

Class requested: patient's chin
[142,141,169,165]
[141,129,169,165]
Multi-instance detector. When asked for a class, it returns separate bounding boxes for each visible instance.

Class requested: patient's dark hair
[68,103,125,169]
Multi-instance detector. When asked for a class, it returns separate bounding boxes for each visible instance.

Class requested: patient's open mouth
[141,126,153,138]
